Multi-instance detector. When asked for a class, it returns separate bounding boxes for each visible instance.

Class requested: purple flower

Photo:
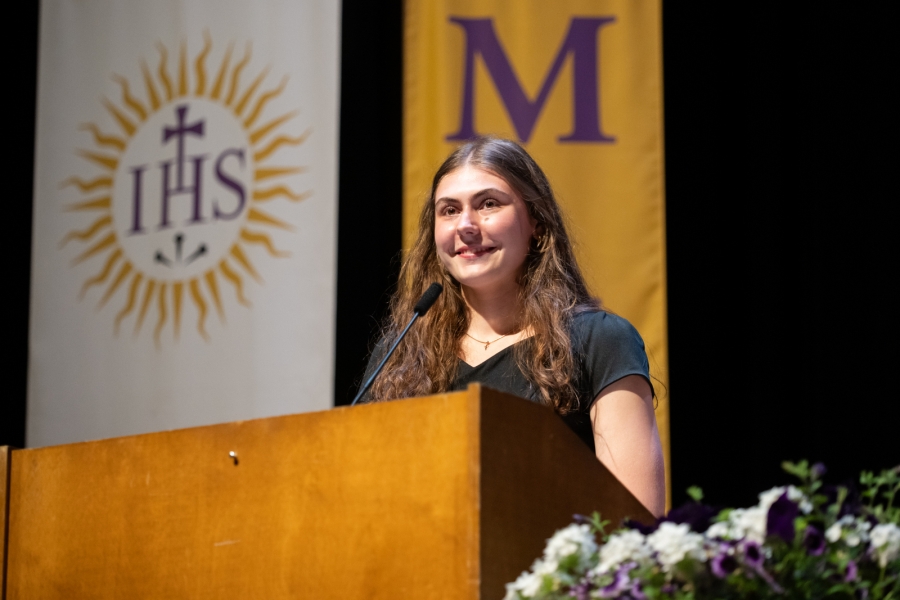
[664,503,717,533]
[845,560,858,582]
[623,518,657,535]
[803,524,826,556]
[569,579,594,600]
[711,551,739,578]
[741,541,784,593]
[742,540,764,569]
[628,582,647,600]
[811,463,827,479]
[573,513,591,524]
[767,493,799,543]
[599,563,634,598]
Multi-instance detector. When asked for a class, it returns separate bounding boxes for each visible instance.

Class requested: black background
[4,3,897,510]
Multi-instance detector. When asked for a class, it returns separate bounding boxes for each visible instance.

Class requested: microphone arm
[350,283,443,407]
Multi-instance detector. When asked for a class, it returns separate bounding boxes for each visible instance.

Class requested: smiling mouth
[455,246,496,258]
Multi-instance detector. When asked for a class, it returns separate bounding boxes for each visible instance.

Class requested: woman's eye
[442,206,458,216]
[483,199,498,209]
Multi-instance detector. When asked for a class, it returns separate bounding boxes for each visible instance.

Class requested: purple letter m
[447,17,616,144]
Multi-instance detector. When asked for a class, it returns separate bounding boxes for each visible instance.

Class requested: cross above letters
[163,104,205,191]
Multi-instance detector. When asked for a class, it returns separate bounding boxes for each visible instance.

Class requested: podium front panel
[6,392,481,600]
[5,386,652,599]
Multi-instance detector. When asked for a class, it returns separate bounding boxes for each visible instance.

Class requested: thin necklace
[466,332,509,350]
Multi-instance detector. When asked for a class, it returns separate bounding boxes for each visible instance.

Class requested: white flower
[703,486,816,546]
[702,507,767,543]
[870,523,900,568]
[846,520,871,547]
[758,487,786,511]
[534,556,559,575]
[706,522,730,540]
[593,529,651,574]
[504,568,544,599]
[758,485,812,514]
[503,524,598,599]
[542,523,598,572]
[825,516,872,547]
[826,522,843,543]
[646,522,706,572]
[730,507,768,543]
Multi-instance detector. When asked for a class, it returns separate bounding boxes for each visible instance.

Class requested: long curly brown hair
[367,136,600,413]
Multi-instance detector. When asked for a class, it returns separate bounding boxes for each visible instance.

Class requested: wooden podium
[1,384,651,600]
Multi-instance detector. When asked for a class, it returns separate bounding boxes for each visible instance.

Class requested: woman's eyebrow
[436,188,509,203]
[472,187,509,199]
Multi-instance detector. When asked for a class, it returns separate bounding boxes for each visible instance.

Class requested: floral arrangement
[504,462,900,599]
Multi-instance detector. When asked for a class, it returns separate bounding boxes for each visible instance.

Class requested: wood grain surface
[6,391,480,600]
[1,446,10,600]
[5,386,652,600]
[478,387,653,599]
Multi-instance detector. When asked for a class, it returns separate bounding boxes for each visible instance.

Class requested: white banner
[29,1,340,446]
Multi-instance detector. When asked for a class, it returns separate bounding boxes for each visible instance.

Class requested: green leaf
[686,486,704,502]
[587,511,610,538]
[783,460,810,479]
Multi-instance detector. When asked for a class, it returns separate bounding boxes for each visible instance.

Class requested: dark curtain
[6,3,897,509]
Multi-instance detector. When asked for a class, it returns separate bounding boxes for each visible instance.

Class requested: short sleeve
[571,311,652,408]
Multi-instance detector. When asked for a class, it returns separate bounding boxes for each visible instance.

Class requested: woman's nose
[456,208,479,236]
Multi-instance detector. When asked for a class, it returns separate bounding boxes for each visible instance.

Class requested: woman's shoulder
[569,309,651,402]
[570,309,645,348]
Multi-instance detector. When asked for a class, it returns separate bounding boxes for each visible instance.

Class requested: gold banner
[404,0,668,501]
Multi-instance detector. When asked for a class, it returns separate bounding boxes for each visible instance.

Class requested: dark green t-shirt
[362,311,651,452]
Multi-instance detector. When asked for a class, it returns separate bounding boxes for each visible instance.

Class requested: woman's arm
[589,374,666,517]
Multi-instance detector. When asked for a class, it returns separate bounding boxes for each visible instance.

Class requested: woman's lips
[455,245,496,258]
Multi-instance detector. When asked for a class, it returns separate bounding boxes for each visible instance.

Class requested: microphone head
[413,283,443,316]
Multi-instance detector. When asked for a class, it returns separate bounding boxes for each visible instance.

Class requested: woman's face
[434,165,537,292]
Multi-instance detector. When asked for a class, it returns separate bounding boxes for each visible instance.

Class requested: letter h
[158,105,207,229]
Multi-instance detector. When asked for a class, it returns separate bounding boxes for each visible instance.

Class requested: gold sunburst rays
[61,35,309,346]
[61,175,113,192]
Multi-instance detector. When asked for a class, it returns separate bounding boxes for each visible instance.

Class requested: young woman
[361,136,665,516]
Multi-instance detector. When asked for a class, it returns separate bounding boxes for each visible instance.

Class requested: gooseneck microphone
[350,283,443,406]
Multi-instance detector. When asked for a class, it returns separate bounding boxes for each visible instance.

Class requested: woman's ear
[530,223,549,254]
